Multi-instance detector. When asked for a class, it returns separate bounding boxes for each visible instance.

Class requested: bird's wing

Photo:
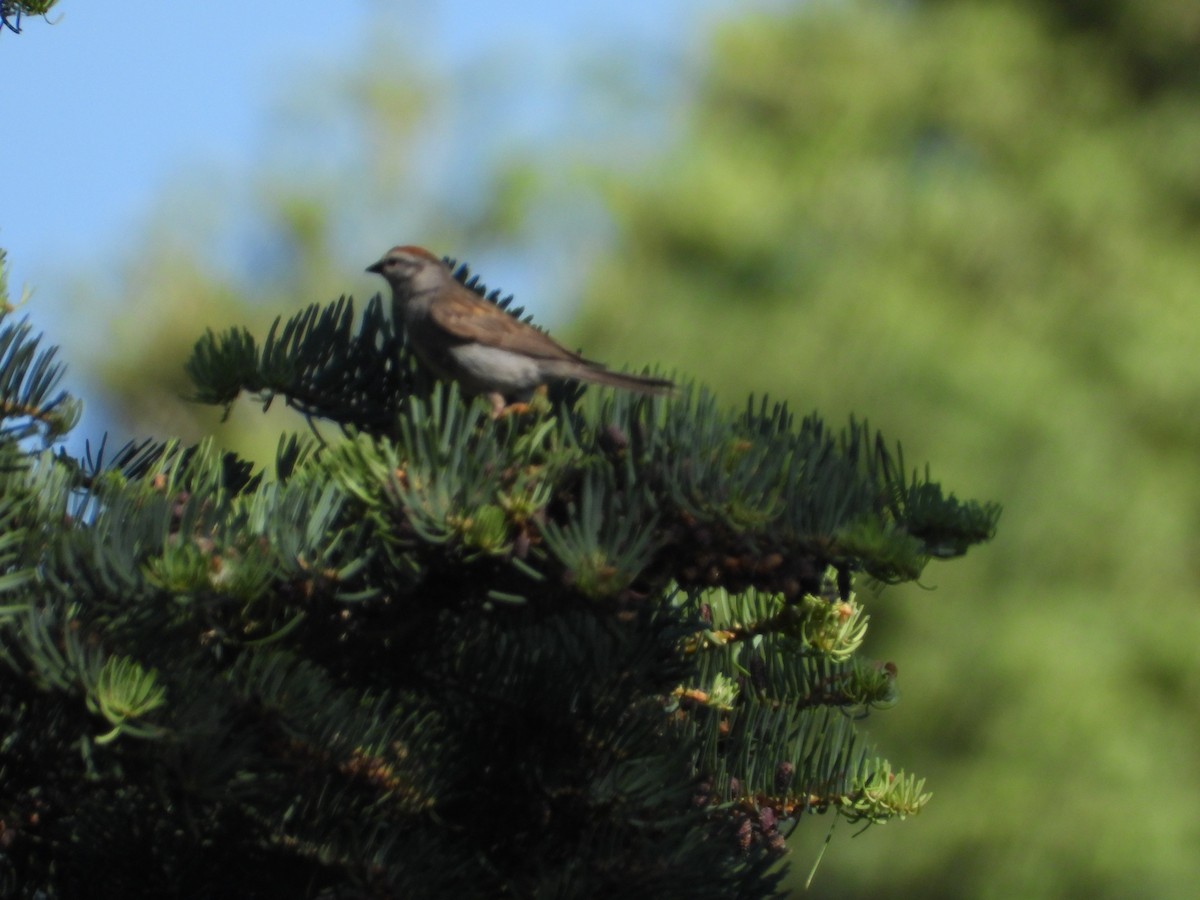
[430,291,590,364]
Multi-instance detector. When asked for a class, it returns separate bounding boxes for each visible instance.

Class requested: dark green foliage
[0,249,997,897]
[0,315,80,444]
[0,1,57,34]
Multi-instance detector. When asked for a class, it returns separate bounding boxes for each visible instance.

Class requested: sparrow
[367,245,675,416]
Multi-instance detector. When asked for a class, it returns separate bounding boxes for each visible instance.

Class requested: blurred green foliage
[1,0,57,30]
[567,2,1200,897]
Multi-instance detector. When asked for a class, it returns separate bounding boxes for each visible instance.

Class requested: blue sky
[2,0,743,294]
[3,2,356,281]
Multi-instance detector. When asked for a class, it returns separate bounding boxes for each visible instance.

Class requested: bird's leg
[491,386,549,419]
[487,392,511,419]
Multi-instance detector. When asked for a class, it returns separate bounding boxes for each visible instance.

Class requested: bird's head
[366,245,447,292]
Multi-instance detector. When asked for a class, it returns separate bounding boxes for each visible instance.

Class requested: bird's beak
[366,258,386,274]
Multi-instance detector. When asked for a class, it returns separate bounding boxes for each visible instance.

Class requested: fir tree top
[0,249,998,898]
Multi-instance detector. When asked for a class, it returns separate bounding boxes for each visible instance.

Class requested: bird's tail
[573,366,676,396]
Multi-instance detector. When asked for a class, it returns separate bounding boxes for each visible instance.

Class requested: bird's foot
[494,402,531,419]
[487,392,525,419]
[489,386,550,419]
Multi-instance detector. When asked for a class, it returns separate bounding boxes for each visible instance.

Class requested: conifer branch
[0,249,999,896]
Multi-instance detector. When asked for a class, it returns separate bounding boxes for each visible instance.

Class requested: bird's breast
[447,343,544,395]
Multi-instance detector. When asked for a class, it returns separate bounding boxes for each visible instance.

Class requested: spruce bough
[0,249,998,898]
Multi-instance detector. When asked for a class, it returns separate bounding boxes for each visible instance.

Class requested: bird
[367,245,675,417]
